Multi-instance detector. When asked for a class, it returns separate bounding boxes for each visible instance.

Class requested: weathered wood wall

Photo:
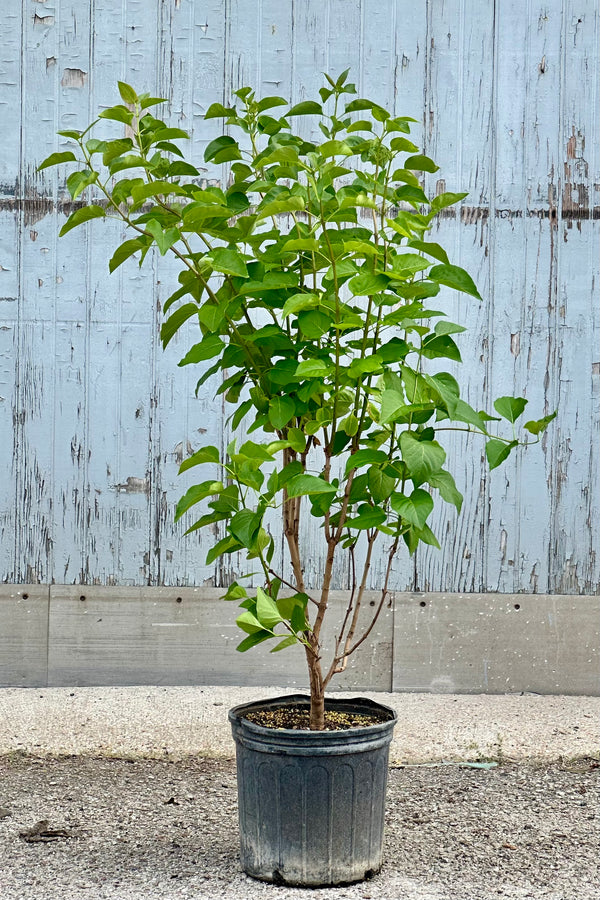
[1,1,598,594]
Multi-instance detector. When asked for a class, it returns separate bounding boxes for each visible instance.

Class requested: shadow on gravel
[0,754,598,900]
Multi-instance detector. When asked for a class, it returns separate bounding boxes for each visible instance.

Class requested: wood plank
[393,591,600,695]
[550,0,599,592]
[0,586,49,687]
[0,323,17,580]
[418,0,496,592]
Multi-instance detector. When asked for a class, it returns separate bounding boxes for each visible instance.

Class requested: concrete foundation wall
[1,586,598,695]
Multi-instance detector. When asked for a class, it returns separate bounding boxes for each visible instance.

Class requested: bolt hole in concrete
[420,600,427,607]
[80,595,86,602]
[514,603,521,610]
[176,596,183,603]
[22,593,28,600]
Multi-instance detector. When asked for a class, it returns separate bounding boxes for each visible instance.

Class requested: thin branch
[267,569,319,607]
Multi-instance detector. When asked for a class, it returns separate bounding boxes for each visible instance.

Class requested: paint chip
[61,68,88,89]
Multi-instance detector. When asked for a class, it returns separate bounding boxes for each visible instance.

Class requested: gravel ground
[0,754,598,900]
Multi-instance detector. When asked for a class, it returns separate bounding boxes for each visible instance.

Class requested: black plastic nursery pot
[228,693,398,887]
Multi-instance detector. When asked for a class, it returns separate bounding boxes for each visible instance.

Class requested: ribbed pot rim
[229,693,397,754]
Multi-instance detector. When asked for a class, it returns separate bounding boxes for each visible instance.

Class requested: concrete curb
[1,686,598,764]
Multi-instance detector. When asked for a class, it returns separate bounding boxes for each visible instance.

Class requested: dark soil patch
[244,706,384,730]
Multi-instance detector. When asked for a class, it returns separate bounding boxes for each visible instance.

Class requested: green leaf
[184,510,228,535]
[268,396,296,430]
[524,411,557,435]
[349,272,390,296]
[486,439,518,470]
[346,506,387,530]
[345,98,383,114]
[345,449,388,475]
[282,237,320,252]
[98,104,134,125]
[139,95,168,110]
[378,337,410,363]
[205,102,237,119]
[394,185,430,207]
[368,467,396,503]
[67,169,98,200]
[59,204,106,236]
[168,161,201,177]
[493,396,528,423]
[238,441,275,461]
[452,399,488,432]
[390,136,420,153]
[287,100,323,116]
[204,135,242,163]
[209,247,248,278]
[256,195,305,220]
[286,474,336,498]
[421,334,462,363]
[145,219,179,255]
[341,413,359,436]
[282,292,320,318]
[256,95,287,113]
[404,154,440,173]
[391,488,433,528]
[428,470,463,512]
[270,635,298,652]
[400,431,446,484]
[288,428,307,453]
[407,240,450,265]
[319,139,353,157]
[206,534,240,565]
[236,631,273,652]
[236,611,264,634]
[118,81,138,104]
[298,309,332,339]
[228,509,262,548]
[429,264,482,300]
[109,238,148,273]
[222,582,248,601]
[38,151,78,170]
[389,253,430,277]
[416,523,440,549]
[160,303,199,349]
[380,388,405,425]
[175,480,223,521]
[131,181,187,204]
[435,320,467,337]
[295,359,332,378]
[256,586,284,629]
[347,355,383,378]
[431,191,468,212]
[179,445,220,474]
